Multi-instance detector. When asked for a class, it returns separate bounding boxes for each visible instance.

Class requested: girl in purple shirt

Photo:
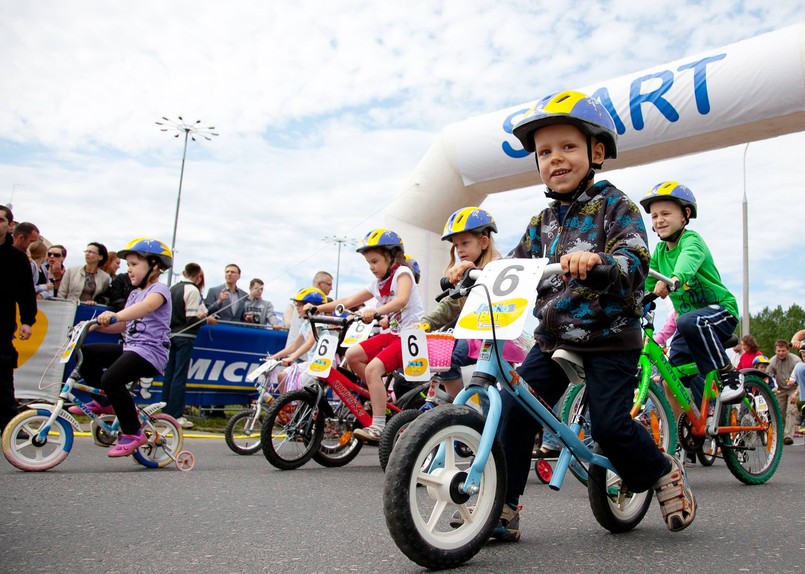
[68,239,173,457]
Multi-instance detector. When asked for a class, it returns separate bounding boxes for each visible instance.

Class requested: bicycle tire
[312,399,363,467]
[697,436,718,466]
[587,446,652,533]
[224,408,266,455]
[133,413,184,468]
[260,389,323,470]
[720,374,783,484]
[2,409,74,471]
[384,405,505,570]
[378,409,420,472]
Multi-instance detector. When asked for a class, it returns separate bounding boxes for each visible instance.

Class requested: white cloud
[1,0,803,326]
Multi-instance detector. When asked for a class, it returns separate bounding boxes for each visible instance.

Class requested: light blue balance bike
[383,259,654,569]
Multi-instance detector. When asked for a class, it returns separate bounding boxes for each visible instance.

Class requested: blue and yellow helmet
[441,207,497,241]
[291,287,326,305]
[404,254,421,284]
[512,90,617,159]
[118,238,173,269]
[356,228,404,254]
[752,354,770,367]
[639,181,698,219]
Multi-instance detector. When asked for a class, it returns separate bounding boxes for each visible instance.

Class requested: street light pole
[156,117,218,286]
[322,235,357,299]
[741,143,750,336]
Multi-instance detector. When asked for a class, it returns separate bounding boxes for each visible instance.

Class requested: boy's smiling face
[533,123,604,197]
[649,199,687,241]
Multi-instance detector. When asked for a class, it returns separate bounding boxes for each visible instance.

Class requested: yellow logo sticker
[14,309,48,367]
[308,357,332,373]
[404,359,429,378]
[457,298,529,331]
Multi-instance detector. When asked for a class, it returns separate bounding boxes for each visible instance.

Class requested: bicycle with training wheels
[260,308,428,470]
[640,269,782,484]
[2,320,194,472]
[223,358,283,455]
[384,259,654,569]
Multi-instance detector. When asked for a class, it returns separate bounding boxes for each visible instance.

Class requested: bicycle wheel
[697,436,718,466]
[224,408,266,455]
[720,375,783,484]
[378,409,420,471]
[312,398,363,467]
[384,405,505,570]
[559,383,593,485]
[587,446,652,533]
[632,382,677,455]
[133,413,184,468]
[2,409,74,471]
[261,389,323,470]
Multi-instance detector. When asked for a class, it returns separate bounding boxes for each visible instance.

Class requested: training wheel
[175,450,195,472]
[535,458,553,484]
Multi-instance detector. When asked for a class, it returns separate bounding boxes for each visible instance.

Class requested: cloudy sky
[2,1,803,326]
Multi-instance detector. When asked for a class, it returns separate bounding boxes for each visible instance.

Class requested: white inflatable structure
[387,23,805,304]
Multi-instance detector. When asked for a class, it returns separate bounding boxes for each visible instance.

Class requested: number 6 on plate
[400,329,431,382]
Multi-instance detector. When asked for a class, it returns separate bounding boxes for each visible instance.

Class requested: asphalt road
[1,434,804,574]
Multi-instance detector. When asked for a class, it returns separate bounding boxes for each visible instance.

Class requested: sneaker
[67,400,115,416]
[490,504,521,542]
[719,371,745,404]
[449,504,521,542]
[653,453,696,532]
[783,437,794,446]
[176,416,194,429]
[353,425,383,443]
[107,431,148,457]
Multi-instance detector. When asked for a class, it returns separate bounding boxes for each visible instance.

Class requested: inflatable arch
[387,23,805,304]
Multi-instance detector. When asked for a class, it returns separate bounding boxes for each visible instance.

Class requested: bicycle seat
[551,349,585,386]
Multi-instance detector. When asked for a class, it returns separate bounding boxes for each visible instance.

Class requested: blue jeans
[499,345,667,500]
[162,336,195,419]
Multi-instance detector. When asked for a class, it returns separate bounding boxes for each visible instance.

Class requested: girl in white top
[311,229,424,442]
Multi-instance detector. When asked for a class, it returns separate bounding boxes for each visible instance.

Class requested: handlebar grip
[108,316,118,325]
[579,264,618,291]
[439,276,453,292]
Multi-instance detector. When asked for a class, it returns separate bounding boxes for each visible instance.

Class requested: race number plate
[341,320,372,347]
[305,332,339,379]
[453,258,547,341]
[59,324,85,364]
[400,329,431,382]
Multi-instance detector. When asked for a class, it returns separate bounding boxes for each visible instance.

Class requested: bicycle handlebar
[643,269,681,306]
[435,262,617,303]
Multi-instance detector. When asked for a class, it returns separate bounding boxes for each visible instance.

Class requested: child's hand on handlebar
[447,261,476,285]
[653,281,672,299]
[361,308,378,324]
[97,311,118,327]
[560,252,602,281]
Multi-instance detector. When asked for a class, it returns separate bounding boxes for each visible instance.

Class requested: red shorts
[358,332,403,374]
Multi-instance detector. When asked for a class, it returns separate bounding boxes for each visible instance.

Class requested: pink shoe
[108,431,148,457]
[67,400,115,416]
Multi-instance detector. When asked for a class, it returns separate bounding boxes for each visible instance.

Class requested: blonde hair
[444,231,500,274]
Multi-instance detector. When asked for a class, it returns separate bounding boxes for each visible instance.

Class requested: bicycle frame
[28,375,166,442]
[439,339,616,494]
[639,314,770,439]
[304,314,410,429]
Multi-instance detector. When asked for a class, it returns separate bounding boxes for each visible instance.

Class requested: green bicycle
[640,270,783,484]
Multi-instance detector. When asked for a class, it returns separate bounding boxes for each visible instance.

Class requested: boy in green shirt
[641,181,741,408]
